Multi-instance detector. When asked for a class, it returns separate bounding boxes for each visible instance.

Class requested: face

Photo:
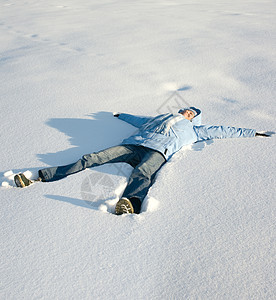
[181,109,195,120]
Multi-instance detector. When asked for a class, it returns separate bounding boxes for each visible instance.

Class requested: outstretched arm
[193,125,257,142]
[255,132,273,137]
[113,112,153,128]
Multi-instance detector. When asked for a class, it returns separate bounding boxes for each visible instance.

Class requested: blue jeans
[39,145,166,212]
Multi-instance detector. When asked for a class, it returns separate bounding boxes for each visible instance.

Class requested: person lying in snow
[14,107,272,215]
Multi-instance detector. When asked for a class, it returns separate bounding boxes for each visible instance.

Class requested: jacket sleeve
[118,113,153,128]
[193,125,256,142]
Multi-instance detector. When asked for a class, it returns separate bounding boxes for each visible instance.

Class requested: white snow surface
[1,0,275,299]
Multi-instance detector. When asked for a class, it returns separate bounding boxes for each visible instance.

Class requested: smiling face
[181,109,195,120]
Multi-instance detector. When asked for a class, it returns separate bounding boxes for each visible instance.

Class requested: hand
[255,131,274,137]
[113,112,120,118]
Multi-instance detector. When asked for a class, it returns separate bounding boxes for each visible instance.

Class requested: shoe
[14,173,33,188]
[115,197,134,215]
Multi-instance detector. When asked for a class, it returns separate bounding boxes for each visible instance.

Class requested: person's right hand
[255,132,274,137]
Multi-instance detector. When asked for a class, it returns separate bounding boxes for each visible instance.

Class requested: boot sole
[115,198,134,215]
[14,173,33,188]
[14,174,25,187]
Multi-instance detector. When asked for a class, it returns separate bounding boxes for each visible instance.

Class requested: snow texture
[1,0,275,299]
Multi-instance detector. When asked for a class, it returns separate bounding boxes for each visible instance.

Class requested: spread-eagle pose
[14,107,272,215]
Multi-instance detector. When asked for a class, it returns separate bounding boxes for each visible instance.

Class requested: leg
[39,145,139,182]
[121,147,166,213]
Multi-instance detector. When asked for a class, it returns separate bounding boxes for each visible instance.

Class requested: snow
[1,0,275,299]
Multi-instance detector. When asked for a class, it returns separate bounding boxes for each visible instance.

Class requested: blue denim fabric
[39,145,166,204]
